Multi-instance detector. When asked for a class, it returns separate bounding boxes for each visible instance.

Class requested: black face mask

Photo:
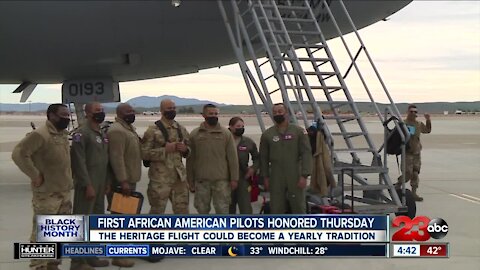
[123,114,136,124]
[233,127,245,137]
[92,112,105,123]
[273,114,285,124]
[205,116,218,126]
[163,110,176,120]
[54,117,70,130]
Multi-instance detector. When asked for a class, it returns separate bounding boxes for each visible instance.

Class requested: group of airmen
[11,99,431,270]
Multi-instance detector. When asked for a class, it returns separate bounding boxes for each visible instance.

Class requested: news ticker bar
[14,243,449,259]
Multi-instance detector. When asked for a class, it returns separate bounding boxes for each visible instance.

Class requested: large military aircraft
[0,0,411,103]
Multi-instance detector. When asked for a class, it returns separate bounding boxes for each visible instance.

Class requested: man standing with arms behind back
[397,104,432,201]
[141,99,190,214]
[187,104,239,214]
[107,103,141,268]
[70,102,110,270]
[260,103,312,214]
[12,104,73,270]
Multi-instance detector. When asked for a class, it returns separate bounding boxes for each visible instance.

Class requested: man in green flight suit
[70,102,110,270]
[260,103,312,214]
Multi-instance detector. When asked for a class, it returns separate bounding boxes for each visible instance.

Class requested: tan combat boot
[111,258,135,268]
[412,188,424,202]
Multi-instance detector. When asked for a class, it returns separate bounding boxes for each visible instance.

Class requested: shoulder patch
[72,133,82,143]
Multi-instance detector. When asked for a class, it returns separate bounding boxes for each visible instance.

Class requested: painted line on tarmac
[449,194,480,205]
[461,194,480,202]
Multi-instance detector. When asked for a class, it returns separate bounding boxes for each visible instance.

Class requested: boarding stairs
[218,0,410,214]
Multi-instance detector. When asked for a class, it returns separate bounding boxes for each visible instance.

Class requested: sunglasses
[409,110,418,113]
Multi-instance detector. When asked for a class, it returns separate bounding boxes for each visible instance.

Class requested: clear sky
[0,1,478,105]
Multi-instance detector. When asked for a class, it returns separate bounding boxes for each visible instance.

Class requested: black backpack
[142,120,184,167]
[385,119,410,155]
[306,125,318,155]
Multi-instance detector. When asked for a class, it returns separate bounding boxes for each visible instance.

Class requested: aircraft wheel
[395,188,416,219]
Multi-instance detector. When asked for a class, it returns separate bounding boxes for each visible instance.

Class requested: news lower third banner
[36,215,388,243]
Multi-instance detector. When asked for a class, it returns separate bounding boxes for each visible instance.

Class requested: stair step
[333,162,387,174]
[334,148,374,153]
[328,88,343,94]
[273,56,330,62]
[322,115,357,121]
[272,86,343,94]
[261,17,315,23]
[319,102,352,110]
[280,71,337,76]
[331,132,366,138]
[268,30,319,36]
[316,101,350,105]
[274,43,325,49]
[342,184,391,191]
[259,4,311,11]
[295,100,344,105]
[350,204,403,214]
[244,20,256,30]
[270,87,285,95]
[284,86,342,90]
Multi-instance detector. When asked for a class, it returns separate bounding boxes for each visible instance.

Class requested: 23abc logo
[392,216,448,241]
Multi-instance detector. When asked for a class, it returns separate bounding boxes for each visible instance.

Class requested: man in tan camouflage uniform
[107,103,141,268]
[397,104,432,201]
[187,104,239,214]
[12,104,73,270]
[141,99,190,214]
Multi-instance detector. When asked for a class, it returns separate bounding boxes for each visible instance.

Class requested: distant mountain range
[0,96,479,114]
[0,95,225,112]
[114,95,226,108]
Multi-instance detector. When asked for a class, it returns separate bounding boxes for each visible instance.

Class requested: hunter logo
[14,243,57,259]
